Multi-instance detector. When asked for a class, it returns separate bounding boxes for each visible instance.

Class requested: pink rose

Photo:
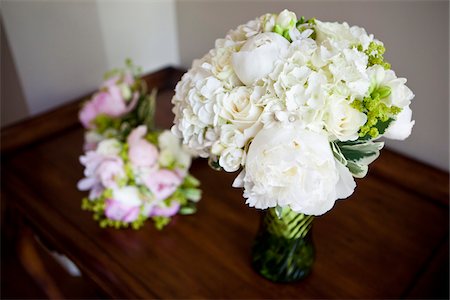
[150,201,180,217]
[127,126,159,168]
[144,169,182,201]
[77,151,125,198]
[96,87,127,117]
[105,186,142,223]
[79,85,139,129]
[79,100,99,129]
[105,200,140,223]
[96,157,125,188]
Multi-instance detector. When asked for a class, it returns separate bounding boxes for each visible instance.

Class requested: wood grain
[2,67,448,299]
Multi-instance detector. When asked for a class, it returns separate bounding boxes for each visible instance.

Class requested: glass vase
[251,207,315,283]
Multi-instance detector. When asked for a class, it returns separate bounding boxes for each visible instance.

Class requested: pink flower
[105,186,142,223]
[150,201,180,217]
[77,151,125,198]
[101,72,134,88]
[105,200,140,223]
[79,85,138,129]
[97,87,127,117]
[79,100,99,129]
[97,157,125,188]
[127,126,159,168]
[144,169,182,201]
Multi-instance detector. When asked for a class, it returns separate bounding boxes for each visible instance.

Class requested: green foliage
[137,88,158,132]
[332,139,384,178]
[152,216,170,230]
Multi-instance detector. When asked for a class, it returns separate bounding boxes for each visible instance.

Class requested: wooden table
[2,67,448,299]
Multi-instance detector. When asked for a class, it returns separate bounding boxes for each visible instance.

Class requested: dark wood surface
[2,67,449,299]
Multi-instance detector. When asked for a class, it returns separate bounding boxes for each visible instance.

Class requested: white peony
[324,95,367,141]
[233,126,355,215]
[384,106,415,140]
[232,32,290,86]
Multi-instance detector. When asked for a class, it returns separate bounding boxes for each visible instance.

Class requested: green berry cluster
[352,85,401,139]
[358,41,391,70]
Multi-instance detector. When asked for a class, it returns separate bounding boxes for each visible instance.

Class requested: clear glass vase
[251,207,315,283]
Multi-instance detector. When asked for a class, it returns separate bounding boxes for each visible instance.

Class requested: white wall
[2,0,179,116]
[175,0,449,171]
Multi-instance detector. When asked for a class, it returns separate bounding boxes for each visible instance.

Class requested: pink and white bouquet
[172,10,414,216]
[78,61,201,229]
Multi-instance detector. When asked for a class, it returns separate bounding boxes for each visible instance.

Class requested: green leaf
[335,139,384,178]
[183,174,200,188]
[338,140,384,165]
[179,206,197,215]
[137,88,157,131]
[346,161,368,178]
[330,142,347,166]
[182,188,202,202]
[275,206,283,219]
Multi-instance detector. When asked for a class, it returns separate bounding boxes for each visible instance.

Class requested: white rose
[219,147,245,172]
[275,9,297,30]
[384,106,415,140]
[220,87,263,138]
[96,139,122,156]
[233,126,355,215]
[232,32,290,86]
[324,95,367,141]
[367,65,414,108]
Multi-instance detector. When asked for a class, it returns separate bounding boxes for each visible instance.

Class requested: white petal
[335,160,356,199]
[384,106,415,140]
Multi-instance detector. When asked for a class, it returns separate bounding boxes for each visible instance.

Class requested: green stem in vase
[252,207,315,283]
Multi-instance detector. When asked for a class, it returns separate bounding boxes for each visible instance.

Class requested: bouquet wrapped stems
[252,208,314,282]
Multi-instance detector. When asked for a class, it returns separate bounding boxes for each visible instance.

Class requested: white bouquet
[171,10,414,216]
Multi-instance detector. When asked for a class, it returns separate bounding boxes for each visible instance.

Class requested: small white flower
[367,65,414,108]
[261,13,276,32]
[111,186,142,207]
[275,9,297,30]
[219,147,246,172]
[96,139,122,156]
